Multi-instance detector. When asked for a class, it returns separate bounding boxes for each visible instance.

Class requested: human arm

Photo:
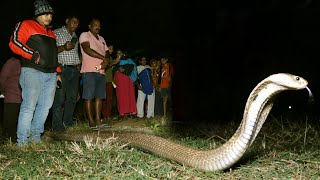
[55,74,62,89]
[80,41,109,69]
[0,67,7,94]
[101,51,110,69]
[108,52,121,68]
[135,76,142,90]
[0,59,16,94]
[8,21,40,63]
[53,28,77,53]
[57,42,75,53]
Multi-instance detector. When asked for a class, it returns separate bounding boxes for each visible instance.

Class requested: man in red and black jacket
[8,0,61,145]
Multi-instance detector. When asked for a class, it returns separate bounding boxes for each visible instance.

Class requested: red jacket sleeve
[8,21,36,60]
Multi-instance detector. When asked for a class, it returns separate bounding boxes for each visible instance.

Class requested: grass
[0,115,319,179]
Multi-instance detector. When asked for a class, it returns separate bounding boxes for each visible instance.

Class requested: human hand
[32,51,40,64]
[137,84,142,90]
[56,75,62,81]
[56,75,62,89]
[100,57,109,69]
[95,65,102,71]
[64,41,75,51]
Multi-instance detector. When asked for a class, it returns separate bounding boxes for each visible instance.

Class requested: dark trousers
[101,82,114,118]
[52,66,80,131]
[2,102,20,143]
[154,89,163,116]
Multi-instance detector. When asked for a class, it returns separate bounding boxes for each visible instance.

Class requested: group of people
[101,49,174,121]
[135,56,174,120]
[0,0,173,146]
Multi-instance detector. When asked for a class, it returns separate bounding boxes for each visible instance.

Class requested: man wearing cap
[8,0,61,145]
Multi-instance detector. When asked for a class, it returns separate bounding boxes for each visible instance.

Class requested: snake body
[50,73,309,171]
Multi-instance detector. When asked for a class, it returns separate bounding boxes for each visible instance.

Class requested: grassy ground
[0,115,319,179]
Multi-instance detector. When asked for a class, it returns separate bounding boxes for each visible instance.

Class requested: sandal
[90,126,100,131]
[99,123,112,129]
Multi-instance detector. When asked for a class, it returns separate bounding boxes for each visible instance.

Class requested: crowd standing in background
[51,15,81,132]
[0,0,175,145]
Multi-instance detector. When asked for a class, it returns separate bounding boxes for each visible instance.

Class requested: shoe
[99,123,112,129]
[90,126,100,131]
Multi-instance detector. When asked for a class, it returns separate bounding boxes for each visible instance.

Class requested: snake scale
[50,73,309,172]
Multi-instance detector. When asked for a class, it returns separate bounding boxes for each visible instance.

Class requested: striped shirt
[53,26,80,66]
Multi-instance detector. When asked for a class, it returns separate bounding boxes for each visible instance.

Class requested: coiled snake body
[50,73,309,171]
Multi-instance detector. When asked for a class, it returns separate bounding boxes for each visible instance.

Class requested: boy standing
[136,56,154,118]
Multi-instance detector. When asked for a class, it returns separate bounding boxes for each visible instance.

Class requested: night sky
[1,0,320,123]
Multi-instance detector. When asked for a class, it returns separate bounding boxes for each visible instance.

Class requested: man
[8,0,60,145]
[52,15,80,132]
[79,18,110,130]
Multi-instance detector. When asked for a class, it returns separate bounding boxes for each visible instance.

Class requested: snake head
[267,73,308,90]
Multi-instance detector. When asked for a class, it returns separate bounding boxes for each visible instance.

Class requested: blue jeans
[52,66,80,132]
[17,67,56,145]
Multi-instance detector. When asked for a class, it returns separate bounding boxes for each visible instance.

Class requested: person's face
[160,58,167,65]
[116,50,123,57]
[108,46,114,54]
[36,13,53,26]
[119,66,125,72]
[151,60,157,67]
[66,17,79,33]
[89,20,101,35]
[140,57,147,65]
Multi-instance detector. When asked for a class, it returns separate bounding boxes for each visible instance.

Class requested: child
[158,57,173,118]
[136,56,154,118]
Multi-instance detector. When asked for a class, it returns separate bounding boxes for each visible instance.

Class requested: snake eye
[296,76,300,81]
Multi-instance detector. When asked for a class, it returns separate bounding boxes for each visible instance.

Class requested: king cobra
[50,73,310,172]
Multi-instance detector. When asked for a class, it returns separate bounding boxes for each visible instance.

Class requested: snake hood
[266,73,308,90]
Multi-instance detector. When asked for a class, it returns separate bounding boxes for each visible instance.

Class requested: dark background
[1,0,319,124]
